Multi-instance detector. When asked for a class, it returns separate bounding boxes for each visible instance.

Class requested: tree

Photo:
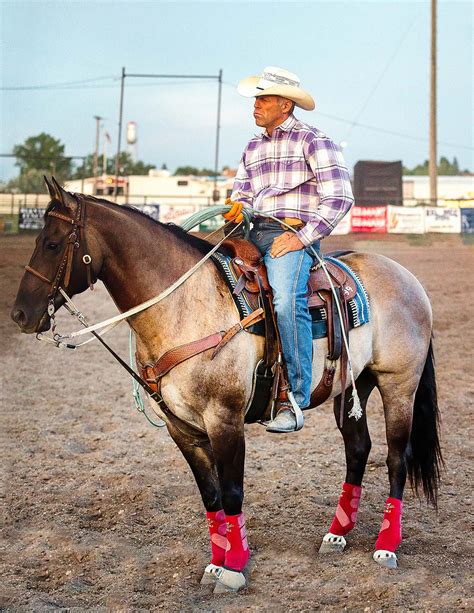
[403,156,468,175]
[174,166,218,177]
[7,169,51,193]
[12,133,73,181]
[70,152,155,179]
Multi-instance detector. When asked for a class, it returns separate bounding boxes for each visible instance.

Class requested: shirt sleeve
[230,154,254,206]
[296,134,354,246]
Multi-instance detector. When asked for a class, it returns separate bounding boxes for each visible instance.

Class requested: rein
[30,198,361,425]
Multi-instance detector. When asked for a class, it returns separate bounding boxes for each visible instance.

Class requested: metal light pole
[429,0,437,205]
[114,67,126,197]
[113,68,223,199]
[93,115,103,195]
[213,69,223,202]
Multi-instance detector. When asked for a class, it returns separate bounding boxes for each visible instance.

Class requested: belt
[256,216,305,230]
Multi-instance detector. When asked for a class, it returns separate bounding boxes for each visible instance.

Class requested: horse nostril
[11,308,26,326]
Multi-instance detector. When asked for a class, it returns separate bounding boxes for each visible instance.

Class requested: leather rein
[26,198,264,418]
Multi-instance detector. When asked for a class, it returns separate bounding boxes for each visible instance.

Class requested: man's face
[253,95,290,132]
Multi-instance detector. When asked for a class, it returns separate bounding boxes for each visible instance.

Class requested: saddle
[135,238,357,428]
[220,238,357,422]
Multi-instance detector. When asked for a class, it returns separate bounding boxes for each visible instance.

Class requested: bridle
[24,194,95,325]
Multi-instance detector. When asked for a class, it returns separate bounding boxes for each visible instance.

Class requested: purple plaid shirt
[231,115,354,246]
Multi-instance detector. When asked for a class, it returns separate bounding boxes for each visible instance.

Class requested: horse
[11,178,442,593]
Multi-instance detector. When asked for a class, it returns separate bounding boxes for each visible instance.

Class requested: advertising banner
[158,204,199,225]
[387,206,425,234]
[331,211,351,235]
[424,207,461,233]
[351,206,387,233]
[19,208,45,230]
[461,208,474,234]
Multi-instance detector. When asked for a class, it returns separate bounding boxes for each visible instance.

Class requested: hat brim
[237,76,315,111]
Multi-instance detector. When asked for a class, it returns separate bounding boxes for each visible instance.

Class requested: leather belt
[256,216,305,230]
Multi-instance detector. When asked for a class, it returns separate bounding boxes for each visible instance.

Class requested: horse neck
[88,202,206,314]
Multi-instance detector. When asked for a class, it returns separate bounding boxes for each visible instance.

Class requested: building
[403,175,474,206]
[65,169,234,207]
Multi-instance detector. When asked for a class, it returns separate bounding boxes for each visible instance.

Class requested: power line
[316,111,473,150]
[343,10,422,141]
[1,77,218,91]
[0,75,117,91]
[2,78,471,152]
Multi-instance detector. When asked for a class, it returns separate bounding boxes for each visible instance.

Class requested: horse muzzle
[10,306,51,334]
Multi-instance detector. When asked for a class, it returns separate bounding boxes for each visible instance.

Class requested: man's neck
[266,113,291,137]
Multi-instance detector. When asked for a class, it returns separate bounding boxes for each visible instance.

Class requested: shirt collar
[262,114,297,138]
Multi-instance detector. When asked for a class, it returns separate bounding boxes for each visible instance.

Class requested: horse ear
[44,176,60,201]
[51,176,76,211]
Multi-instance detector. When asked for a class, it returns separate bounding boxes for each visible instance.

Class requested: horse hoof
[319,532,347,554]
[373,550,398,568]
[213,568,246,593]
[200,563,221,585]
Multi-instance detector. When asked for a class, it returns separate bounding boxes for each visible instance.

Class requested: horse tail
[407,337,443,508]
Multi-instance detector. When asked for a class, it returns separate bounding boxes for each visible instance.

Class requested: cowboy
[225,66,354,433]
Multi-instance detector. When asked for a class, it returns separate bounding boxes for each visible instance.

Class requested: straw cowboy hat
[237,66,315,111]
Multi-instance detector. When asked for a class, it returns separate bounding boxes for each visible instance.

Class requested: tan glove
[223,197,244,223]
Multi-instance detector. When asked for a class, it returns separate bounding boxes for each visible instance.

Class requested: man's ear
[51,176,76,212]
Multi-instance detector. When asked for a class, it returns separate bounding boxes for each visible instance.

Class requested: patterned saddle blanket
[212,251,370,340]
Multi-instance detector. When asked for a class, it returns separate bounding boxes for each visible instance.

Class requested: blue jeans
[249,221,320,408]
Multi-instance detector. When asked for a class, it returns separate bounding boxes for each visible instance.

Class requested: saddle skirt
[213,238,370,341]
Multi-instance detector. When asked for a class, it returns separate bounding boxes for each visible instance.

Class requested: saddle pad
[324,256,370,327]
[212,253,370,339]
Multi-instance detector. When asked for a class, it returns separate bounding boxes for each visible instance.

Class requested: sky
[1,0,473,182]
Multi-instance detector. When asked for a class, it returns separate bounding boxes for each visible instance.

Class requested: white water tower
[126,121,137,161]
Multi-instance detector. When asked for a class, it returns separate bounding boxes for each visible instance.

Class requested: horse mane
[51,192,214,255]
[119,203,214,255]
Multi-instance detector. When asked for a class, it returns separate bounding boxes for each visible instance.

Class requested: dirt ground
[1,232,473,612]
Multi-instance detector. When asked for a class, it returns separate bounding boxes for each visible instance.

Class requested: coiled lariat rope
[38,204,361,424]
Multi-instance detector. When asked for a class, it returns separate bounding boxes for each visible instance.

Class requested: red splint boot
[375,497,403,552]
[224,512,250,571]
[206,509,227,566]
[329,482,362,536]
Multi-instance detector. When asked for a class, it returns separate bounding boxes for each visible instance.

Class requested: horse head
[11,177,100,334]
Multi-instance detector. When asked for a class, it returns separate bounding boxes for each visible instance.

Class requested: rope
[129,329,166,428]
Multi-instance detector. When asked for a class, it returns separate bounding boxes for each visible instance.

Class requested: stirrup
[287,391,305,430]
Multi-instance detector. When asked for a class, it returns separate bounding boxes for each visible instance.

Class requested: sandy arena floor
[1,232,473,612]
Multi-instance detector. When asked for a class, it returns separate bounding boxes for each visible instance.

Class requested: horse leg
[163,419,226,584]
[371,374,415,569]
[206,419,249,593]
[319,370,375,554]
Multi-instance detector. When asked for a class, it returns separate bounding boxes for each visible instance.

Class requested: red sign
[351,205,387,233]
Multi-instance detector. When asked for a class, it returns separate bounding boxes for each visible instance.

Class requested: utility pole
[213,69,223,202]
[93,115,103,195]
[114,67,126,198]
[429,0,437,206]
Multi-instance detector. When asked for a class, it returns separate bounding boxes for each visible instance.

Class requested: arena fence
[1,193,473,235]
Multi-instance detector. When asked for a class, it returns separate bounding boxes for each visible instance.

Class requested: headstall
[24,195,94,331]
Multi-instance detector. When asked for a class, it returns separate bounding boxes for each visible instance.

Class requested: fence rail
[1,194,474,235]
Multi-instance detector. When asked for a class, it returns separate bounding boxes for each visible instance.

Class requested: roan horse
[11,178,442,593]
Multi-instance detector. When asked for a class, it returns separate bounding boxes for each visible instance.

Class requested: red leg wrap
[224,512,250,572]
[329,482,362,536]
[206,509,227,566]
[375,497,403,552]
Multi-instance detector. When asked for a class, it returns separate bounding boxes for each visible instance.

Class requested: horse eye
[46,242,58,251]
